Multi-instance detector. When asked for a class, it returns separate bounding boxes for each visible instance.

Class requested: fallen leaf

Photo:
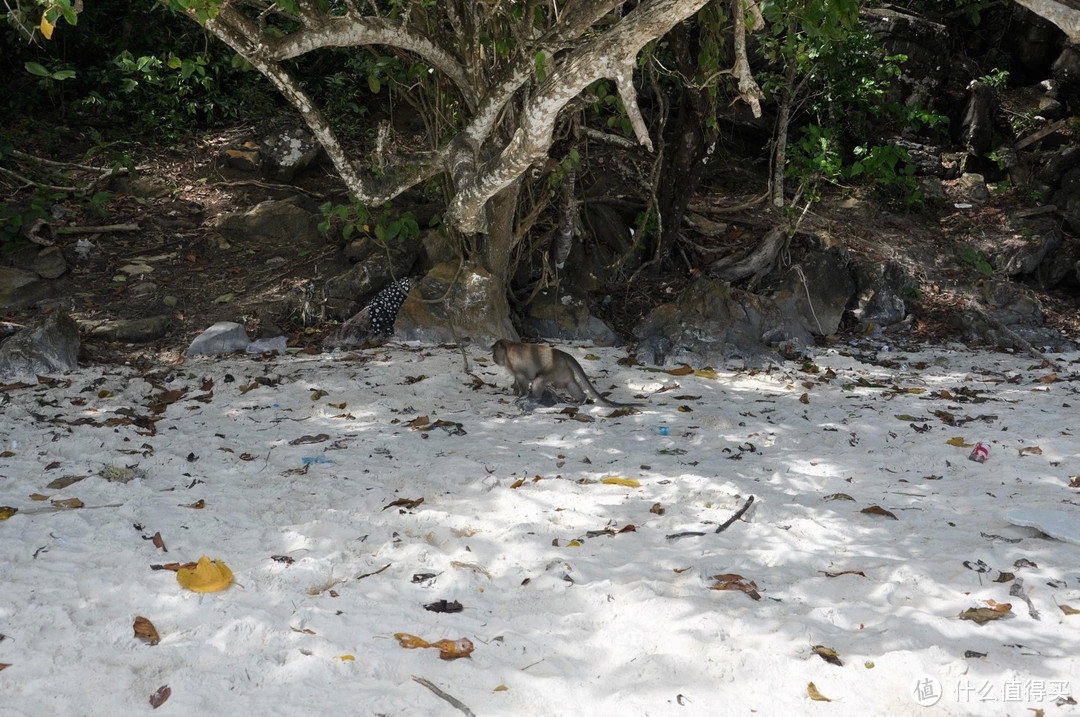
[429,637,475,660]
[946,436,972,447]
[0,663,9,670]
[289,433,330,445]
[176,556,233,593]
[28,494,49,501]
[408,415,431,429]
[823,493,855,501]
[50,497,84,510]
[339,655,355,661]
[151,532,167,552]
[494,685,508,692]
[807,682,831,702]
[382,497,423,511]
[958,602,1012,624]
[46,475,87,490]
[860,505,898,520]
[395,633,430,649]
[820,570,867,578]
[601,477,640,487]
[149,685,171,709]
[1037,373,1058,383]
[1018,446,1043,456]
[664,365,694,376]
[710,574,761,600]
[813,645,844,666]
[1069,476,1080,488]
[181,499,205,509]
[133,616,160,646]
[424,600,464,614]
[799,393,809,404]
[694,368,718,379]
[1059,604,1080,615]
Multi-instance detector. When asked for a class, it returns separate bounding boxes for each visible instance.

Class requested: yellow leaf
[693,368,718,379]
[40,13,54,40]
[946,437,971,447]
[807,682,831,702]
[339,655,355,661]
[1060,604,1080,615]
[395,633,431,649]
[29,493,50,501]
[0,506,17,520]
[567,540,581,547]
[601,477,640,487]
[176,556,233,593]
[493,684,509,692]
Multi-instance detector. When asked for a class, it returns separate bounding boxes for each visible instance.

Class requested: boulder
[522,290,617,343]
[0,312,79,378]
[394,262,517,346]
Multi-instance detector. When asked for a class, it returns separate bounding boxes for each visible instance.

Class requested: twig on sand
[715,495,755,534]
[412,676,475,717]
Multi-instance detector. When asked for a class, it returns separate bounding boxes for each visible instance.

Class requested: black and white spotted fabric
[368,277,411,335]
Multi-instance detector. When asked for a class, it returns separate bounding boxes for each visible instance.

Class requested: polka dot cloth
[368,277,412,335]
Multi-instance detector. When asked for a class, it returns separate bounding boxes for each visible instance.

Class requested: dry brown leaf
[1018,446,1043,456]
[151,532,167,552]
[1037,373,1058,384]
[133,616,160,646]
[823,493,855,501]
[1069,476,1080,488]
[289,433,330,445]
[181,499,205,509]
[510,478,525,489]
[50,497,84,510]
[959,602,1012,624]
[813,645,844,666]
[0,663,9,671]
[664,365,695,376]
[408,415,431,430]
[799,392,809,404]
[382,497,424,511]
[1059,604,1080,615]
[709,574,761,600]
[807,682,831,702]
[46,475,87,490]
[149,685,171,709]
[861,505,898,520]
[820,570,867,578]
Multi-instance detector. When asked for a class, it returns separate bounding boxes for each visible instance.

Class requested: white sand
[1,341,1078,716]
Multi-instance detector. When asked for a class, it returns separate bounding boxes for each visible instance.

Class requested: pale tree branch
[448,0,711,233]
[729,0,764,118]
[614,63,654,151]
[1012,0,1080,42]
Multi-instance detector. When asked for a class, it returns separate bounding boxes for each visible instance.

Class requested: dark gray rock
[80,316,171,343]
[187,321,250,356]
[394,262,517,346]
[33,246,68,280]
[261,126,323,182]
[849,261,912,333]
[214,195,322,247]
[0,312,79,378]
[0,267,50,309]
[522,290,617,344]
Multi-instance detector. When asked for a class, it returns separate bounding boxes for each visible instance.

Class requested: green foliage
[318,199,420,245]
[961,248,994,276]
[1,1,276,137]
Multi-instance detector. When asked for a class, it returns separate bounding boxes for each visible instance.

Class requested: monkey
[491,339,640,408]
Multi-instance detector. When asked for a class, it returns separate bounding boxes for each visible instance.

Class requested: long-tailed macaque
[492,339,639,408]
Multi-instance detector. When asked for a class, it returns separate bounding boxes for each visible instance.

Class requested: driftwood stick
[715,495,755,534]
[56,224,140,234]
[412,676,475,717]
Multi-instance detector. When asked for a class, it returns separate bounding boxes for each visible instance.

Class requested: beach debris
[395,633,474,660]
[807,682,831,702]
[133,616,160,646]
[813,645,844,666]
[709,574,761,601]
[958,601,1011,624]
[176,556,233,593]
[860,505,898,520]
[149,685,170,709]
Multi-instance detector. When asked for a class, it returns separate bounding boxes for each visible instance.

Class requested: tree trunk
[481,181,522,284]
[654,25,716,268]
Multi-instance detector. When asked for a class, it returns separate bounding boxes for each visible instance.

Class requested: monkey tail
[570,360,638,408]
